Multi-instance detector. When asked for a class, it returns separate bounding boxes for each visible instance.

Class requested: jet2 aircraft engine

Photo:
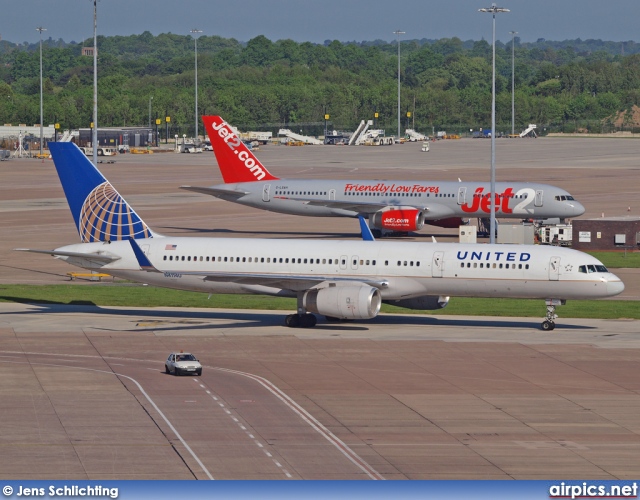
[370,206,425,232]
[303,285,382,320]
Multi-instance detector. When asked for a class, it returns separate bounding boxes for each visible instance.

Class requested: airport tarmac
[0,137,639,479]
[1,302,640,479]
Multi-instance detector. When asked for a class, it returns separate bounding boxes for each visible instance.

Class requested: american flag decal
[165,244,177,250]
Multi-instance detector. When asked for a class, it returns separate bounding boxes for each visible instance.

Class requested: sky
[4,0,640,46]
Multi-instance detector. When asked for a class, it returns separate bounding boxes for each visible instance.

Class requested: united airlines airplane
[18,143,623,331]
[181,116,585,236]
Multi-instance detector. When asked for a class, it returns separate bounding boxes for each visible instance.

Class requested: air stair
[519,124,537,138]
[277,129,323,145]
[349,120,373,145]
[405,129,427,141]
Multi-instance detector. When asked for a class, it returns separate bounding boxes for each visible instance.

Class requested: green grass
[587,251,640,268]
[1,284,637,320]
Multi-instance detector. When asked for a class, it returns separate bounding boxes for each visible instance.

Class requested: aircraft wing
[15,248,121,263]
[195,271,388,291]
[181,185,249,199]
[276,196,456,219]
[281,197,403,214]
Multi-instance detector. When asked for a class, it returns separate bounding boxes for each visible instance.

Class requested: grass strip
[0,284,637,319]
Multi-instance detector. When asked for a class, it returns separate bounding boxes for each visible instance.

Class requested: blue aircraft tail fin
[358,215,375,241]
[48,142,154,242]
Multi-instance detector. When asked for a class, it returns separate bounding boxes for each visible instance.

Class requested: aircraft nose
[568,200,586,216]
[606,277,625,297]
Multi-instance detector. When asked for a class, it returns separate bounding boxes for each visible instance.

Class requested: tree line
[1,32,639,137]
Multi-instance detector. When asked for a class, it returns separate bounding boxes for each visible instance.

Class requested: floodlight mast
[479,4,509,244]
[36,27,46,157]
[393,30,405,142]
[92,0,98,167]
[510,31,518,137]
[190,29,203,142]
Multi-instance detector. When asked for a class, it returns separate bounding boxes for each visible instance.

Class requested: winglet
[128,238,159,272]
[202,115,278,184]
[359,216,375,241]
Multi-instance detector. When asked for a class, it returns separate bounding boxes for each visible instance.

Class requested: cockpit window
[579,264,609,273]
[555,195,575,201]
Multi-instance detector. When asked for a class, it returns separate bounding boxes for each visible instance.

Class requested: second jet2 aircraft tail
[203,115,278,184]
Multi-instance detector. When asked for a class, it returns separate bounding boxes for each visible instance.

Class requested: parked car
[165,352,202,376]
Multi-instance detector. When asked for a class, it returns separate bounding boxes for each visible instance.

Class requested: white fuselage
[55,237,624,302]
[211,179,585,221]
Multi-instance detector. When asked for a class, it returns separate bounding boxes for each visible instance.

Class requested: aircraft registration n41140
[180,116,586,236]
[17,142,623,331]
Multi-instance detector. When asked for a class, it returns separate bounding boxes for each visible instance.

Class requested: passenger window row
[162,255,385,266]
[159,254,428,268]
[341,192,456,198]
[275,191,327,196]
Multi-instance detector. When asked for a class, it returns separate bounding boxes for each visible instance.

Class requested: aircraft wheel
[300,314,317,328]
[371,229,382,238]
[541,320,555,331]
[285,314,300,328]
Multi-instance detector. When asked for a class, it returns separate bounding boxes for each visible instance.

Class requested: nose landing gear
[541,299,565,331]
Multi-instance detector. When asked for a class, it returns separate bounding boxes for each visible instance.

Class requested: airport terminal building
[78,126,157,148]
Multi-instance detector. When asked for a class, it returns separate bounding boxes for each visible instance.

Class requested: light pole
[92,0,98,167]
[393,30,405,142]
[36,27,46,156]
[509,30,518,137]
[479,4,509,244]
[148,96,153,128]
[190,29,202,141]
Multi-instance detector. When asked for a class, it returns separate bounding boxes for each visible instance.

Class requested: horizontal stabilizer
[14,248,120,263]
[181,185,249,199]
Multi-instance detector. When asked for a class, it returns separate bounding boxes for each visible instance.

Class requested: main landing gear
[285,313,317,328]
[284,292,318,328]
[541,299,565,331]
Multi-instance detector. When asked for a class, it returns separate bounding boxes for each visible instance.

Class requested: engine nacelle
[370,207,425,231]
[304,285,381,320]
[384,295,450,310]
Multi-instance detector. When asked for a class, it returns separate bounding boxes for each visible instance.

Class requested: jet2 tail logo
[210,119,269,180]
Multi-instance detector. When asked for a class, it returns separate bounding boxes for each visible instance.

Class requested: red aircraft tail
[203,116,278,184]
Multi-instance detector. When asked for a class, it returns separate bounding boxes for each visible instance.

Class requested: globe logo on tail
[79,182,152,242]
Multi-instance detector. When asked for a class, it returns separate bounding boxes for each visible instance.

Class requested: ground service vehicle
[165,352,202,376]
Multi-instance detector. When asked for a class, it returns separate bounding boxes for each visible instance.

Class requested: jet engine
[370,207,425,232]
[303,285,381,320]
[384,295,450,310]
